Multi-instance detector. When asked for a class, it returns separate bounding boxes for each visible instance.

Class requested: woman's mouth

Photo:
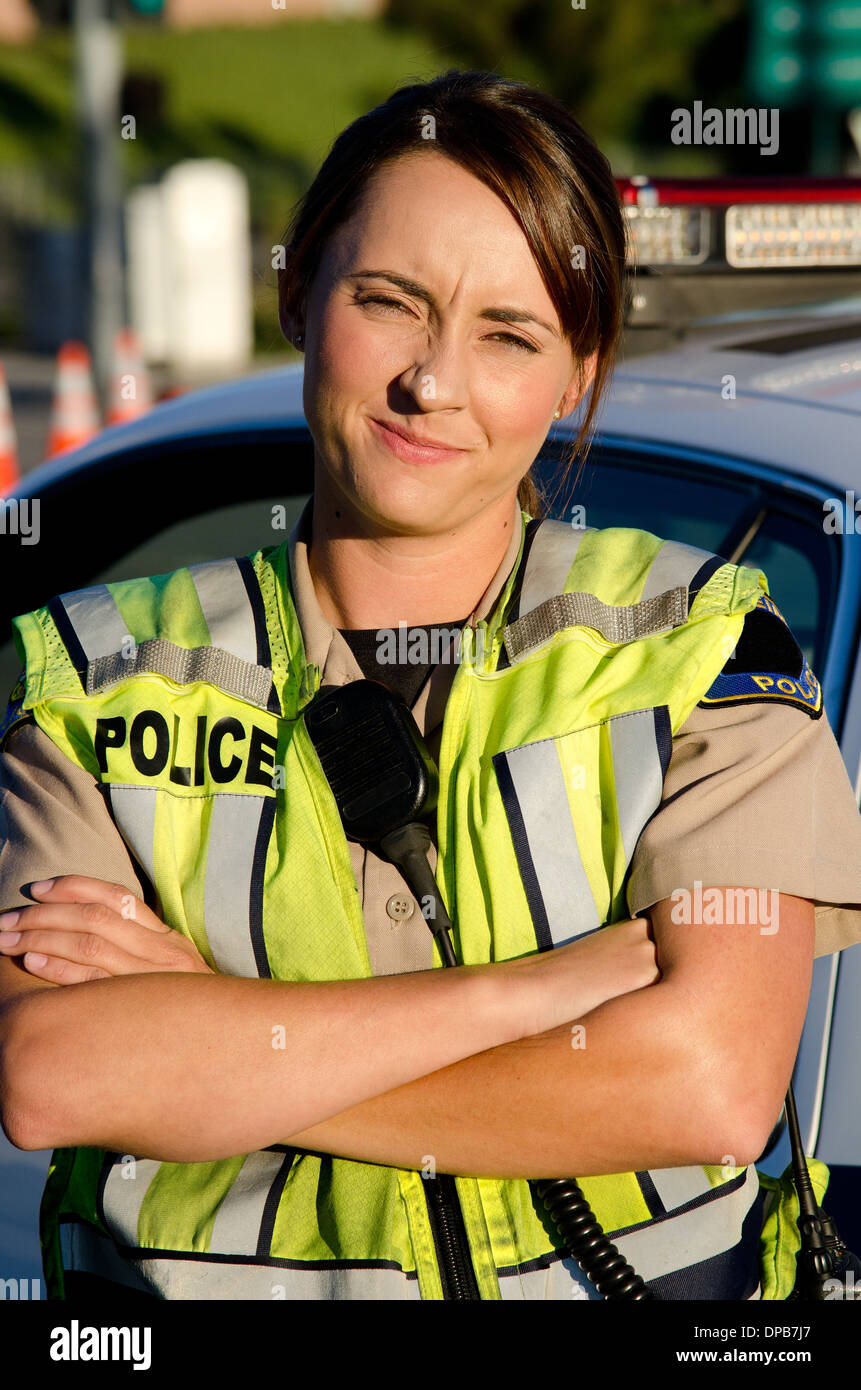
[368,417,470,464]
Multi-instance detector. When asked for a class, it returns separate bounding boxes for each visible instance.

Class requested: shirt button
[386,893,416,922]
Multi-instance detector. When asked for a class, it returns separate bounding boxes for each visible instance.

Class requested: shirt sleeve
[0,720,145,911]
[625,697,861,960]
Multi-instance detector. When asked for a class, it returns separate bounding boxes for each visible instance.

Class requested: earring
[295,334,304,348]
[553,407,561,419]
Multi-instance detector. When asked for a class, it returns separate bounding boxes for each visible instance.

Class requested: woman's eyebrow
[346,268,560,338]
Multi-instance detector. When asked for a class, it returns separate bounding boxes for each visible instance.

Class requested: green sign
[748,0,807,104]
[749,0,861,106]
[812,4,861,102]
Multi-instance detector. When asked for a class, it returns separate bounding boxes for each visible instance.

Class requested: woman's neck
[307,484,520,631]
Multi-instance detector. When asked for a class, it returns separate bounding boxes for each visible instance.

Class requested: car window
[0,436,316,700]
[535,445,835,673]
[735,512,831,670]
[88,494,311,586]
[540,451,758,554]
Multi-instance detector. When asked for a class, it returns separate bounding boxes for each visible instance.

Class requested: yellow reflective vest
[10,512,824,1300]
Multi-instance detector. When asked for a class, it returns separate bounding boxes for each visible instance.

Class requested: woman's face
[289,149,593,538]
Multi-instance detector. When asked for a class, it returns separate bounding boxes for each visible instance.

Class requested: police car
[1,292,861,1285]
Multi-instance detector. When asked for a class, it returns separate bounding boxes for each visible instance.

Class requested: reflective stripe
[497,1168,761,1300]
[641,1178,765,1300]
[60,1221,155,1296]
[515,519,589,620]
[56,563,274,709]
[59,1219,422,1300]
[106,785,158,886]
[101,1156,163,1247]
[60,585,130,661]
[209,1151,292,1257]
[493,739,599,948]
[498,1255,601,1300]
[504,527,726,665]
[62,1214,761,1302]
[649,1165,721,1212]
[87,638,272,710]
[504,586,688,662]
[613,1165,761,1286]
[204,794,273,978]
[494,707,670,948]
[190,559,260,667]
[609,708,671,865]
[639,537,717,603]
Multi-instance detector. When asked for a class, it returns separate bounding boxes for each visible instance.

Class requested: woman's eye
[490,333,538,353]
[358,294,410,315]
[357,295,537,353]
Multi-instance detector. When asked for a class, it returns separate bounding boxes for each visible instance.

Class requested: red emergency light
[616,176,861,270]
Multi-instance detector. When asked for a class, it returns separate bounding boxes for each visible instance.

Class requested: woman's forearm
[0,914,655,1163]
[282,985,731,1178]
[1,966,530,1160]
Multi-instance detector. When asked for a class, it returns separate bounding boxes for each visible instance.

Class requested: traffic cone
[106,327,153,426]
[46,342,100,458]
[0,363,21,494]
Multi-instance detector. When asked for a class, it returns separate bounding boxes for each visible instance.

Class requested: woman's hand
[0,875,214,984]
[503,916,660,1038]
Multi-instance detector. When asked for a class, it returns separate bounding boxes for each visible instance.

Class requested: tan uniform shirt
[2,496,861,964]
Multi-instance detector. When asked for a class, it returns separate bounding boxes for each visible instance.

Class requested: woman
[2,70,861,1302]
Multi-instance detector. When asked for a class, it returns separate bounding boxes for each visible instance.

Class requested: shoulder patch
[0,672,34,750]
[698,594,822,719]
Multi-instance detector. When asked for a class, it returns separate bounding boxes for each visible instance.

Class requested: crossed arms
[0,876,814,1176]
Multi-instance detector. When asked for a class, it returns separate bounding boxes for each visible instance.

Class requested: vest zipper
[422,1173,480,1300]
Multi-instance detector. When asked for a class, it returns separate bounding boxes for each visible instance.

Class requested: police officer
[2,71,861,1301]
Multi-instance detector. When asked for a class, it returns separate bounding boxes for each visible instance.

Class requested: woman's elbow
[691,1046,784,1171]
[0,997,70,1151]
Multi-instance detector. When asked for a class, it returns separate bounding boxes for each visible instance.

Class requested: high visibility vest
[12,514,820,1301]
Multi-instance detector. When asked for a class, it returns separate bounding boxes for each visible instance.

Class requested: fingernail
[0,931,21,945]
[30,879,55,894]
[0,911,20,928]
[24,952,47,968]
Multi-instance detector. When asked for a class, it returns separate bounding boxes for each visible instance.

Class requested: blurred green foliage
[388,0,748,169]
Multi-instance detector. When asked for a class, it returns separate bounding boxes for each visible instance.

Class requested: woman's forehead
[322,161,558,305]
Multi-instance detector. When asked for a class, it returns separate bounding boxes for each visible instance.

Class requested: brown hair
[278,69,628,520]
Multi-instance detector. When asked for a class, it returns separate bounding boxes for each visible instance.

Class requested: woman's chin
[345,481,463,534]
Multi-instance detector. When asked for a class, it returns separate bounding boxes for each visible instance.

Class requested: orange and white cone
[106,327,153,426]
[46,341,100,458]
[0,363,21,494]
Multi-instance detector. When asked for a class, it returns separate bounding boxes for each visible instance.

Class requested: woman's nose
[397,332,470,410]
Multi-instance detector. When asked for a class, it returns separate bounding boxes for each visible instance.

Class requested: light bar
[725,202,861,268]
[623,205,710,266]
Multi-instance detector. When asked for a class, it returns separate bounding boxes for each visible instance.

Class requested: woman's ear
[558,350,599,418]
